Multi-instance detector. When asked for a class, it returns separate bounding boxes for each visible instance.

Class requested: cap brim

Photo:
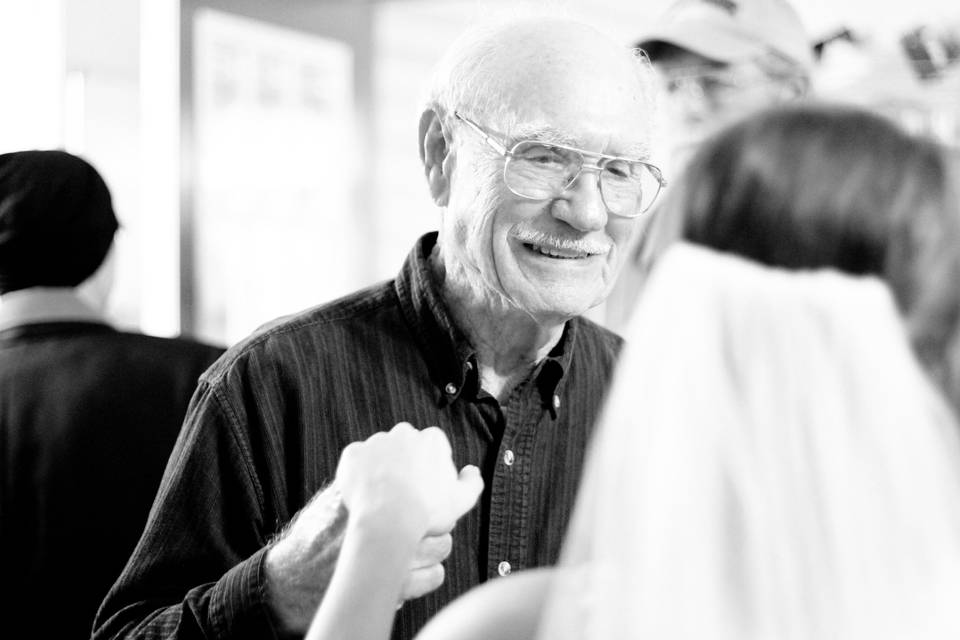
[637,23,766,64]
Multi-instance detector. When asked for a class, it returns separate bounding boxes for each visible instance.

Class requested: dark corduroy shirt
[94,233,623,640]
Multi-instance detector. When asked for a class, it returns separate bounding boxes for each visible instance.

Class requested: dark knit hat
[0,150,118,294]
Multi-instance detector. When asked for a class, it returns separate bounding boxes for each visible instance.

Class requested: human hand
[265,423,482,633]
[334,422,483,539]
[400,532,454,600]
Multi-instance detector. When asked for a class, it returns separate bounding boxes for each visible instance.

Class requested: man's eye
[604,161,633,180]
[517,146,564,164]
[699,75,740,92]
[666,79,686,93]
[699,77,722,90]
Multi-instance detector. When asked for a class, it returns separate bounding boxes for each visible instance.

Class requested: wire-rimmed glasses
[454,111,666,217]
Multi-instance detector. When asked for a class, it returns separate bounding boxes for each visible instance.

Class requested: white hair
[424,9,661,144]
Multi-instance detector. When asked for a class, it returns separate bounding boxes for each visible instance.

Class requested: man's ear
[419,108,452,206]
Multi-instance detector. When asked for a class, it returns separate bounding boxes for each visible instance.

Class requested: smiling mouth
[523,242,596,259]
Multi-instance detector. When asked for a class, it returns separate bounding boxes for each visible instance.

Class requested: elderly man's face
[440,44,655,323]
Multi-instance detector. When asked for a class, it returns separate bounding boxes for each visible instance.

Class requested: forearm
[265,487,349,635]
[305,511,423,640]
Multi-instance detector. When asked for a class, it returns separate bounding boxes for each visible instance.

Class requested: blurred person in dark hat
[0,150,224,640]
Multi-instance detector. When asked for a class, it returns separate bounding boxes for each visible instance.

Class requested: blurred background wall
[1,0,958,345]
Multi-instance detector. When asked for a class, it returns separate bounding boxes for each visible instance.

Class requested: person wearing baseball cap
[603,0,815,334]
[636,0,814,159]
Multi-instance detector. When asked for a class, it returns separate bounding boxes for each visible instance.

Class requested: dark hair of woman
[642,102,960,408]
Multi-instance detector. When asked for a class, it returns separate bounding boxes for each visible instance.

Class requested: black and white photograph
[2,1,960,638]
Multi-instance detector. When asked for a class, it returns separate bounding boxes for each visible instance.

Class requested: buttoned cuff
[209,546,281,639]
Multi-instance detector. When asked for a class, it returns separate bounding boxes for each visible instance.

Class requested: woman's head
[646,102,960,405]
[543,244,960,640]
[681,103,953,276]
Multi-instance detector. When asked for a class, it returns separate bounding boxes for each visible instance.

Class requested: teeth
[528,243,587,259]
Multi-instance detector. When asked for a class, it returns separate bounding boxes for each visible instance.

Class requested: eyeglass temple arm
[454,111,508,156]
[646,163,667,188]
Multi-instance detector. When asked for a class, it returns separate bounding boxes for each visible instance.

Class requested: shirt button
[497,561,512,576]
[502,450,515,466]
[444,382,458,395]
[552,394,561,410]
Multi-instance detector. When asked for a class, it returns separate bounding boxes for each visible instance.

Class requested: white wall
[0,0,146,330]
[0,1,65,152]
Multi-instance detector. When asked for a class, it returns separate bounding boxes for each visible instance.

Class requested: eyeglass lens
[504,141,661,215]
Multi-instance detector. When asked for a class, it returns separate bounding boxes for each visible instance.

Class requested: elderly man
[94,15,663,640]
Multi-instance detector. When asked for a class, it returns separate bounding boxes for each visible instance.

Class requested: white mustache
[512,228,611,256]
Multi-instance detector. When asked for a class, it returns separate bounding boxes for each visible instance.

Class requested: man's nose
[552,168,608,232]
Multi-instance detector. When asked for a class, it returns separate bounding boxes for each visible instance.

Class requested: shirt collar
[539,320,576,418]
[395,232,577,411]
[0,287,108,332]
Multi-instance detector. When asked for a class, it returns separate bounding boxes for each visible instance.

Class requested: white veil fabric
[537,243,960,640]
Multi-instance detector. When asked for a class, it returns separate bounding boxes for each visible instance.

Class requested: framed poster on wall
[193,8,357,344]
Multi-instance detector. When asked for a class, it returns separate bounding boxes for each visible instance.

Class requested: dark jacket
[0,321,223,640]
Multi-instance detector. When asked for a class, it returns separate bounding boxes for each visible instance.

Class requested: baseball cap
[636,0,814,71]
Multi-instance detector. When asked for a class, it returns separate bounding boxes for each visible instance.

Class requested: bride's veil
[537,243,960,640]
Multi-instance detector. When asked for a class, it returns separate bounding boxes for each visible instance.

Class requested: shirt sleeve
[92,375,285,640]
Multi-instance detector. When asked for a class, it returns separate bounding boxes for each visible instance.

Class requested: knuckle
[339,442,359,463]
[361,433,382,449]
[421,426,452,451]
[420,533,453,561]
[425,563,445,591]
[426,519,456,536]
[434,534,453,560]
[403,564,446,599]
[424,426,448,441]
